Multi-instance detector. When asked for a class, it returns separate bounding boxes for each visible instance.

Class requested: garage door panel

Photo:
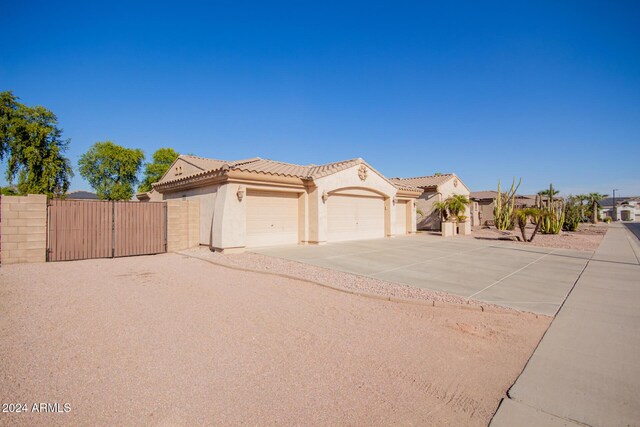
[246,191,299,247]
[327,195,384,242]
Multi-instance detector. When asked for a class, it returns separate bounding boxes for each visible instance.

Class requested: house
[600,196,640,221]
[66,190,98,200]
[469,191,498,226]
[148,155,422,252]
[390,174,471,231]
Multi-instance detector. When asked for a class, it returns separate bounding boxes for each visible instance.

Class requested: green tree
[138,147,179,193]
[585,192,607,224]
[0,91,73,196]
[78,141,144,200]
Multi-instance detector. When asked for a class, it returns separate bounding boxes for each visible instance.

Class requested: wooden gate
[48,200,166,262]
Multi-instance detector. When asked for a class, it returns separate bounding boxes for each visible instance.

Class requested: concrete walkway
[491,223,640,426]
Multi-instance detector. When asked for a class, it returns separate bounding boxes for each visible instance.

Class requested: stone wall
[1,194,48,264]
[166,199,200,252]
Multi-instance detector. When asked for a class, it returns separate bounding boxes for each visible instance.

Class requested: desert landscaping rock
[0,253,549,426]
[471,223,606,251]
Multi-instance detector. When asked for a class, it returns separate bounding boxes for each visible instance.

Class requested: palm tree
[514,208,545,242]
[431,194,471,222]
[432,200,449,222]
[447,194,471,221]
[585,193,607,224]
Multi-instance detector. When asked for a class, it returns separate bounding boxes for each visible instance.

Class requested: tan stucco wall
[416,192,441,230]
[166,199,199,252]
[0,194,47,264]
[163,185,219,246]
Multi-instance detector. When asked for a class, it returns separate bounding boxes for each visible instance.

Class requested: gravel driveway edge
[178,250,521,315]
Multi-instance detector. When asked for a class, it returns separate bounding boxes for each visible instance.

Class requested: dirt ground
[0,253,549,426]
[471,223,606,251]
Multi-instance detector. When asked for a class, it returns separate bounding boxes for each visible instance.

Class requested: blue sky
[1,1,639,196]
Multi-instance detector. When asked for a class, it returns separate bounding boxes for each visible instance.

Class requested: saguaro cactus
[493,178,521,230]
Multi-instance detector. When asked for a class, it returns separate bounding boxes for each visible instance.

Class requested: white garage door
[327,195,385,242]
[246,190,299,247]
[395,200,408,235]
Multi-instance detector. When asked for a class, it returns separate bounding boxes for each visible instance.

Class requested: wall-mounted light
[393,197,398,205]
[322,191,329,203]
[237,186,245,202]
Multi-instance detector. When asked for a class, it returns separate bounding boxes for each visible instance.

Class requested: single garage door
[327,195,385,242]
[246,190,299,247]
[395,200,408,235]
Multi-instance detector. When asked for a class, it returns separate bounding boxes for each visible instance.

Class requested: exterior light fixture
[322,191,329,203]
[237,186,245,202]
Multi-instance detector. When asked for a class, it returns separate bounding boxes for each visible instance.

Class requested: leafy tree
[78,141,144,200]
[585,192,607,224]
[563,195,583,231]
[0,91,73,196]
[1,186,18,196]
[138,147,179,193]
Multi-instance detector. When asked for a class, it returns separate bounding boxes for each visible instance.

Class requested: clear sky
[1,1,639,196]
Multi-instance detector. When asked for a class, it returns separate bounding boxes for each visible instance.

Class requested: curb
[177,250,510,314]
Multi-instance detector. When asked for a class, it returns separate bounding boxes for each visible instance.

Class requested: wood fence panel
[48,200,113,262]
[48,200,166,262]
[113,201,165,258]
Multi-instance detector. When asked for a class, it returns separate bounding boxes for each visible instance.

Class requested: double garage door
[327,195,385,242]
[245,190,389,246]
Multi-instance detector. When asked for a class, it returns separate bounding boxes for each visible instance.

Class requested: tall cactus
[539,183,565,234]
[494,178,521,230]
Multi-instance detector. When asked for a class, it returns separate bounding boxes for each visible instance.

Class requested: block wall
[166,199,200,252]
[1,194,48,264]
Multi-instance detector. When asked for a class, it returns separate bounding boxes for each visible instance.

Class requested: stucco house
[600,196,640,221]
[469,191,498,226]
[145,155,421,252]
[390,174,471,231]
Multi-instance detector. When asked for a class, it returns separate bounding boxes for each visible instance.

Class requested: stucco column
[409,199,417,233]
[212,183,247,252]
[307,187,327,244]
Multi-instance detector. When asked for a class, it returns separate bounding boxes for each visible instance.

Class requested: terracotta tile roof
[308,158,362,179]
[389,174,454,189]
[470,190,499,200]
[231,158,312,178]
[155,155,421,191]
[180,155,230,171]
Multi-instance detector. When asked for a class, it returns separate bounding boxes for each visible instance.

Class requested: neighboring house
[390,174,471,231]
[470,191,498,226]
[66,190,99,200]
[148,155,422,252]
[600,196,640,221]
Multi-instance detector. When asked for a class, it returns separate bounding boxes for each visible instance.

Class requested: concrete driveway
[252,235,592,315]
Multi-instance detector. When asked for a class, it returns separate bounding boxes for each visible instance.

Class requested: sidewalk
[490,223,640,426]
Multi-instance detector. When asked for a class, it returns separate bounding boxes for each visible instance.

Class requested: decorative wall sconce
[392,197,398,205]
[322,191,329,203]
[237,186,245,202]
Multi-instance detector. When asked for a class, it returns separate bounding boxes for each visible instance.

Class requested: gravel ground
[183,248,505,309]
[471,223,606,251]
[0,254,549,426]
